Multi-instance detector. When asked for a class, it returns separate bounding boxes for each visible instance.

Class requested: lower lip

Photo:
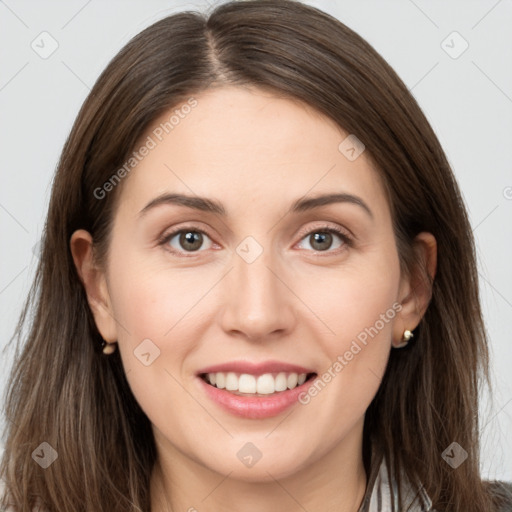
[197,376,316,419]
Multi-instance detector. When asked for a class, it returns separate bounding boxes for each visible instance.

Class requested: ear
[393,232,437,347]
[70,229,118,342]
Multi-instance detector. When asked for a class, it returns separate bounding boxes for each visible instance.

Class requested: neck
[150,425,368,512]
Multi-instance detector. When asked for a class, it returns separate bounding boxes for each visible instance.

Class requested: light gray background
[1,0,511,480]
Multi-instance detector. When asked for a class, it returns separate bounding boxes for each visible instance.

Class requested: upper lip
[197,360,316,376]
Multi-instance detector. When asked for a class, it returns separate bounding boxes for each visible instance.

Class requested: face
[80,85,418,482]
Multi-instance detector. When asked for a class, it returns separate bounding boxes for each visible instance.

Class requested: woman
[1,1,511,510]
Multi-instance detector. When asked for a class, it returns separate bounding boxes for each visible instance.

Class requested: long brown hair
[1,1,509,510]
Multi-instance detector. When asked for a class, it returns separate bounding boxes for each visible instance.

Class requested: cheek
[106,249,225,412]
[299,248,401,353]
[295,250,400,424]
[108,249,216,345]
[106,256,213,441]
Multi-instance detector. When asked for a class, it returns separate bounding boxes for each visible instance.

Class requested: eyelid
[293,222,353,255]
[294,221,352,242]
[157,223,218,256]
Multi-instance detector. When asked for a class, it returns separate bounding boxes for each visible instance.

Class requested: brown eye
[162,229,214,253]
[296,227,351,253]
[178,231,204,251]
[309,232,334,251]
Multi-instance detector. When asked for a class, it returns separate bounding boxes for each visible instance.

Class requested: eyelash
[158,224,353,257]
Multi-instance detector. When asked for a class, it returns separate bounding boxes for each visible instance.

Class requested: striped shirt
[358,452,435,512]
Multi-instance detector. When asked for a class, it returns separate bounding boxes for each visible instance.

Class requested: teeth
[215,372,225,389]
[204,371,310,394]
[225,372,238,391]
[275,372,288,392]
[256,374,274,394]
[239,374,256,393]
[287,373,298,389]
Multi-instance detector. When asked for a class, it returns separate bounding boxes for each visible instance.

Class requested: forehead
[117,85,388,219]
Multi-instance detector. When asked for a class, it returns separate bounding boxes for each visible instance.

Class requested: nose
[219,243,296,341]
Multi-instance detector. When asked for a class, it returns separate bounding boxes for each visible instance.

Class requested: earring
[393,329,414,349]
[101,339,117,355]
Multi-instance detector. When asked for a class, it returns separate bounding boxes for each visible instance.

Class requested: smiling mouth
[199,371,317,396]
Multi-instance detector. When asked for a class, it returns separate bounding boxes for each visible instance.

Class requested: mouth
[195,360,319,418]
[199,371,318,397]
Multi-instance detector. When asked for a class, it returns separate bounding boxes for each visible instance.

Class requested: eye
[158,224,352,256]
[160,228,214,255]
[296,226,351,253]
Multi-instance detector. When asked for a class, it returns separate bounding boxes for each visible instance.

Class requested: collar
[358,451,435,512]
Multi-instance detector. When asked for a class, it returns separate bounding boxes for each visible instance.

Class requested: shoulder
[361,451,512,512]
[485,480,512,511]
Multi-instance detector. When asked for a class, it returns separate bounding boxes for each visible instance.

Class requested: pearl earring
[101,340,117,355]
[393,329,414,349]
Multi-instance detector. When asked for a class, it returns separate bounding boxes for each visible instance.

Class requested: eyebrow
[138,192,373,219]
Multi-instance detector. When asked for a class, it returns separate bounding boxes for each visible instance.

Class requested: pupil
[311,232,332,251]
[180,231,202,251]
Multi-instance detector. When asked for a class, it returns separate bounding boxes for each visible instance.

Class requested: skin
[71,85,437,512]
